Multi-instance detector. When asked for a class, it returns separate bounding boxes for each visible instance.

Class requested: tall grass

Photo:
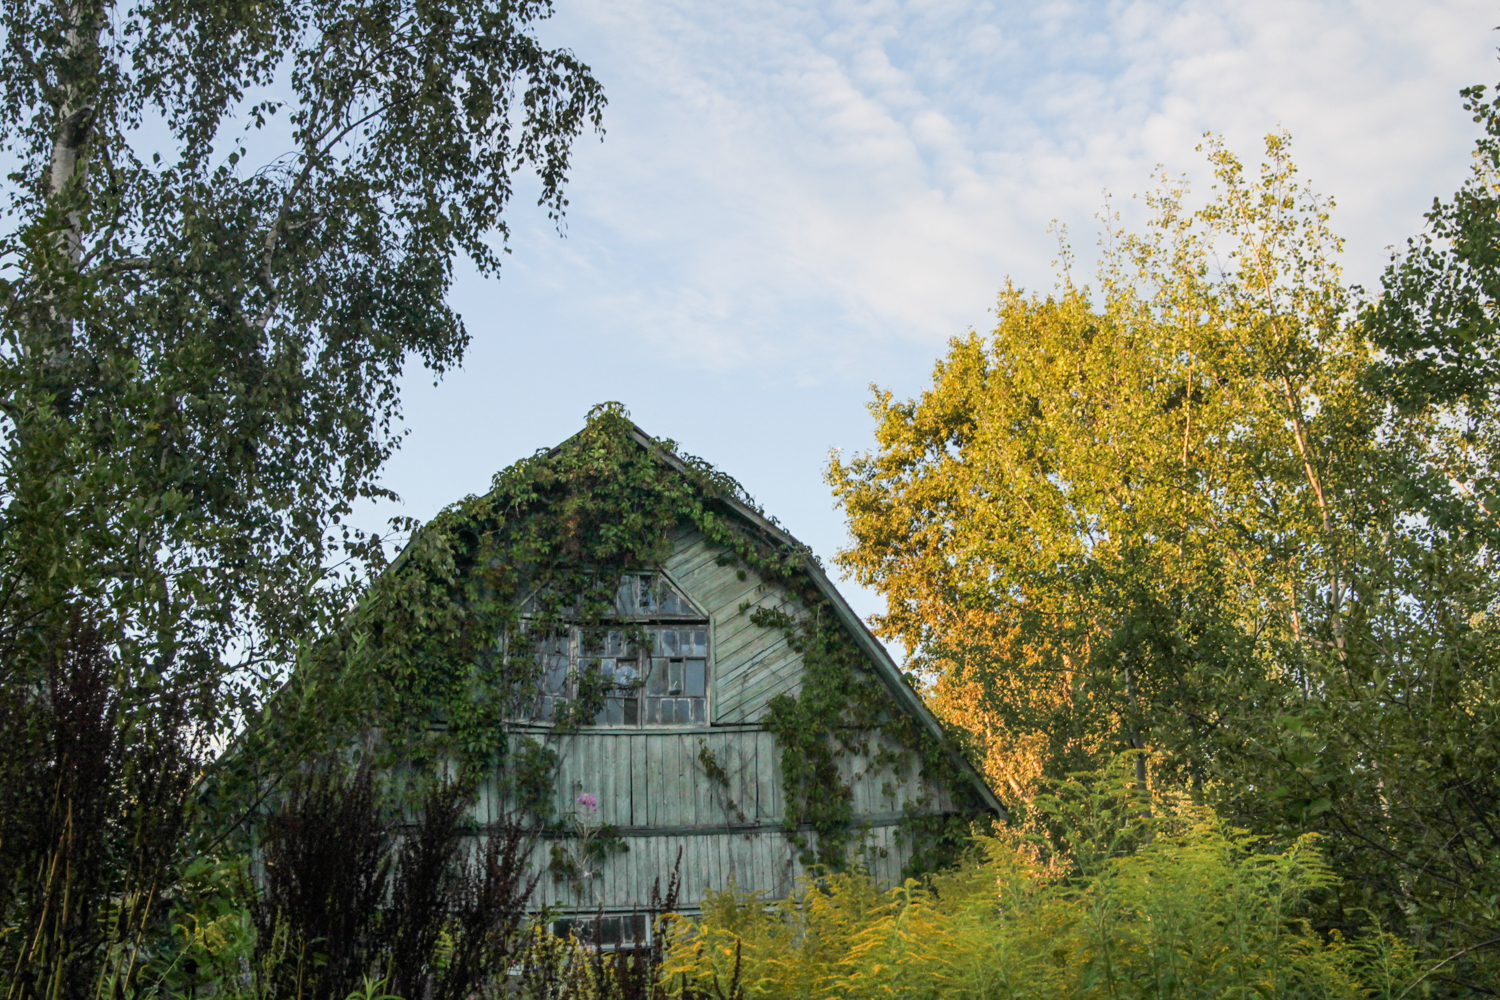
[662,770,1418,1000]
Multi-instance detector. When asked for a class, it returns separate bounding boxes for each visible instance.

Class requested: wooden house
[390,418,1004,944]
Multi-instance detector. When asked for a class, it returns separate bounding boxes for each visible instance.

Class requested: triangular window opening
[612,573,704,618]
[530,573,709,728]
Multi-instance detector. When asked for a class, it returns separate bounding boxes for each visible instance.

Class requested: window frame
[550,913,651,951]
[526,572,711,729]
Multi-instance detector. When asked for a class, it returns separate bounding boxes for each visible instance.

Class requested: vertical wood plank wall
[477,523,967,914]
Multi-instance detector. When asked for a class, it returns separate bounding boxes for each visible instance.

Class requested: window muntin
[552,913,649,949]
[643,627,708,724]
[534,625,708,726]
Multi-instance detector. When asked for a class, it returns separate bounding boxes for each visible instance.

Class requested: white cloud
[510,0,1496,378]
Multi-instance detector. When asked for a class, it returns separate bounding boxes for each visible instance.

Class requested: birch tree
[0,4,602,996]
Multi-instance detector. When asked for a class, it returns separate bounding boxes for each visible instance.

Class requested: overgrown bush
[111,768,712,1000]
[662,763,1420,1000]
[250,763,538,1000]
[0,616,205,1000]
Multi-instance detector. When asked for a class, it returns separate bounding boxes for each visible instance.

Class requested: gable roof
[618,423,1007,819]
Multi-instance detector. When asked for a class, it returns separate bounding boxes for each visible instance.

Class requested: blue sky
[368,0,1500,630]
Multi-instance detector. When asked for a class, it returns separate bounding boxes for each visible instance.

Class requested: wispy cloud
[505,0,1496,374]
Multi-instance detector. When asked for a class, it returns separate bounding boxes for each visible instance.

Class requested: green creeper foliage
[828,131,1500,990]
[281,405,989,872]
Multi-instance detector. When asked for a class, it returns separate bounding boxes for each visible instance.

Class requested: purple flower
[577,792,598,812]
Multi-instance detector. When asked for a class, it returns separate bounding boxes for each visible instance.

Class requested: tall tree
[829,134,1500,992]
[830,135,1374,799]
[1369,83,1500,542]
[0,3,602,996]
[0,0,603,711]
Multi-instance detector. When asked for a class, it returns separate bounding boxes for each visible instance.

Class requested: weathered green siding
[662,525,805,724]
[478,523,967,915]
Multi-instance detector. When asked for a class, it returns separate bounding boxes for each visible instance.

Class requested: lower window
[551,913,650,949]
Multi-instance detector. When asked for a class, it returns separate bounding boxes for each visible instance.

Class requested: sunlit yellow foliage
[824,130,1500,985]
[662,787,1416,1000]
[827,134,1376,794]
[925,662,1055,808]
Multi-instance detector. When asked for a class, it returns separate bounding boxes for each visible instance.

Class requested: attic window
[530,574,709,727]
[613,574,699,617]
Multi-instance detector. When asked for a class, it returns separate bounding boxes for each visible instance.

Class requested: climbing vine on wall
[754,606,991,871]
[303,402,991,870]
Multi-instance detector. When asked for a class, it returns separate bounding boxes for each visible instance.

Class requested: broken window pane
[647,658,669,696]
[526,584,709,728]
[612,658,639,687]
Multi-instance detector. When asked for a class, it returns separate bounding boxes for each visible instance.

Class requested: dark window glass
[685,660,706,697]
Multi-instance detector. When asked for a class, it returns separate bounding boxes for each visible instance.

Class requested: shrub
[662,770,1418,1000]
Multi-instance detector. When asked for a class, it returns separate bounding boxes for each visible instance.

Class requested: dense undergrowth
[0,745,1444,1000]
[663,761,1421,1000]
